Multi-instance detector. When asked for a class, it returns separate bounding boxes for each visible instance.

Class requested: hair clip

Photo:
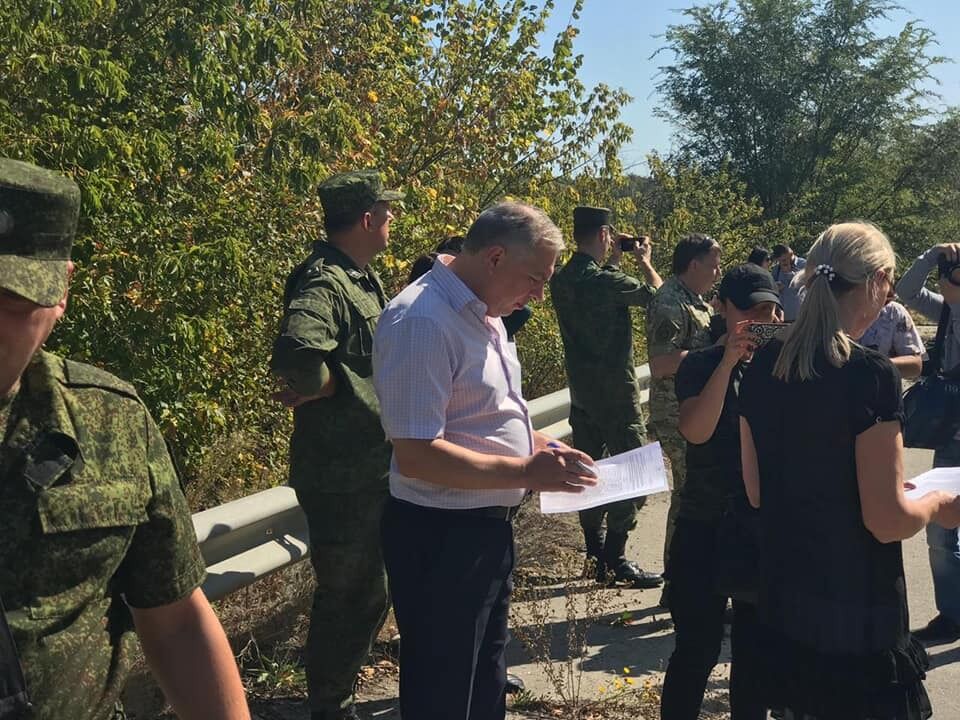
[814,264,836,282]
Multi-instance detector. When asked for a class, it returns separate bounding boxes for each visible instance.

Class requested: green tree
[0,0,632,504]
[831,111,960,260]
[656,0,943,222]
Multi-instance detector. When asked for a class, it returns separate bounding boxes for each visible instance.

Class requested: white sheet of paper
[904,467,960,500]
[539,441,670,514]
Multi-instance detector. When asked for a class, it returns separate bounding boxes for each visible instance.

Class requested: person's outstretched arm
[856,422,958,542]
[896,246,947,322]
[132,589,250,720]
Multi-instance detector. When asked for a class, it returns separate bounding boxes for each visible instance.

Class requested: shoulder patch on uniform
[653,320,676,344]
[62,359,141,400]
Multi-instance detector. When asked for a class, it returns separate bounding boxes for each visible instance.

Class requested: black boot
[602,531,663,589]
[312,708,359,720]
[583,527,606,582]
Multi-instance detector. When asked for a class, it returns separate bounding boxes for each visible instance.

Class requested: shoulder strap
[926,303,951,376]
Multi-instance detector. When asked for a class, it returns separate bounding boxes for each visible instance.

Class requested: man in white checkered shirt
[373,202,597,720]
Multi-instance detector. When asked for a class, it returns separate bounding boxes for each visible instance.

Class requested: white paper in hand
[539,442,670,514]
[904,467,960,500]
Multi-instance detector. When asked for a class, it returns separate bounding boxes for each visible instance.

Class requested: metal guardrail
[195,364,652,601]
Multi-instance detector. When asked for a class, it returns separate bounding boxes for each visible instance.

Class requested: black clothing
[660,518,766,720]
[381,498,513,720]
[739,340,930,719]
[502,305,532,341]
[662,346,764,719]
[674,345,746,523]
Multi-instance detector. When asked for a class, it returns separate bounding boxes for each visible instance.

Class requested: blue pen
[546,441,599,478]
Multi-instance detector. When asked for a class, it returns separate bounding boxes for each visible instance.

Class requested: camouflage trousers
[649,425,687,573]
[294,485,390,714]
[570,405,648,537]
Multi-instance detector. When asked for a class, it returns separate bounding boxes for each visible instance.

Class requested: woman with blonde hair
[739,222,960,719]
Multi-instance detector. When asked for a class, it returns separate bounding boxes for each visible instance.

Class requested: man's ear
[485,245,506,271]
[57,260,76,311]
[360,211,374,232]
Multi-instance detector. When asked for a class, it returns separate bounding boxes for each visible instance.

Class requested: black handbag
[902,304,960,449]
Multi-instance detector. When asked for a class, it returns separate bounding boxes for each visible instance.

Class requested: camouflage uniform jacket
[270,240,390,493]
[646,276,714,429]
[550,251,656,417]
[0,351,206,720]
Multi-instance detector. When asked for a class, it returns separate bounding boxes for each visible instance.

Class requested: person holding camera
[550,206,664,587]
[897,242,960,646]
[660,264,781,720]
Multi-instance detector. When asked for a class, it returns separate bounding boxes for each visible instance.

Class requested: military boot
[312,706,359,720]
[602,532,663,589]
[582,527,606,582]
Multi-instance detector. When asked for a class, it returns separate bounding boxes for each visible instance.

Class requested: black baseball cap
[718,264,782,310]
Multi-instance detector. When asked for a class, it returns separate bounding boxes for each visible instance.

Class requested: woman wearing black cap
[660,264,780,720]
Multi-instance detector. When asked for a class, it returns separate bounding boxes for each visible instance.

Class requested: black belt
[392,497,521,522]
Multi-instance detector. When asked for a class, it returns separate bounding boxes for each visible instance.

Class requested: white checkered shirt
[373,257,533,509]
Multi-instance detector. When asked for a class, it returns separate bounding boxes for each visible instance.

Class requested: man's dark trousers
[382,497,514,720]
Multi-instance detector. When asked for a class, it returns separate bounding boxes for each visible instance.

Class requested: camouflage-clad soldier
[0,158,248,720]
[550,206,664,588]
[647,234,720,599]
[269,170,401,720]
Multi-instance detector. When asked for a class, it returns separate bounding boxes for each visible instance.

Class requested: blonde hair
[774,222,895,382]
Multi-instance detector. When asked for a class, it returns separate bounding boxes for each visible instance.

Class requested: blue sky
[542,0,960,172]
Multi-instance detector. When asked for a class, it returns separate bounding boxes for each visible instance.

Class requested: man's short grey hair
[461,201,564,255]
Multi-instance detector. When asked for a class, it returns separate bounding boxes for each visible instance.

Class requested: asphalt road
[503,446,960,719]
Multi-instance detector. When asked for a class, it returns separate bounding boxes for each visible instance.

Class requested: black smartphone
[746,322,785,346]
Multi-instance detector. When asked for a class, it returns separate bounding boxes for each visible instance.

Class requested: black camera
[619,237,637,252]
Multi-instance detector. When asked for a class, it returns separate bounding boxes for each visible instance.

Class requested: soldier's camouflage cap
[0,158,80,307]
[318,169,403,224]
[573,206,614,235]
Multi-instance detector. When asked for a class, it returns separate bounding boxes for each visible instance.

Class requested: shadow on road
[506,604,675,676]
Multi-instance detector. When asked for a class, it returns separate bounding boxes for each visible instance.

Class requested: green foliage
[0,0,639,504]
[656,0,944,224]
[1,0,787,507]
[830,110,960,262]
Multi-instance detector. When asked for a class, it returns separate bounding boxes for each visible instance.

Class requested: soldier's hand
[521,449,599,494]
[271,388,322,407]
[633,236,652,264]
[271,373,337,408]
[608,232,624,265]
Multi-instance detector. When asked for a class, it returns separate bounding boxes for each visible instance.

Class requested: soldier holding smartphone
[551,206,665,587]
